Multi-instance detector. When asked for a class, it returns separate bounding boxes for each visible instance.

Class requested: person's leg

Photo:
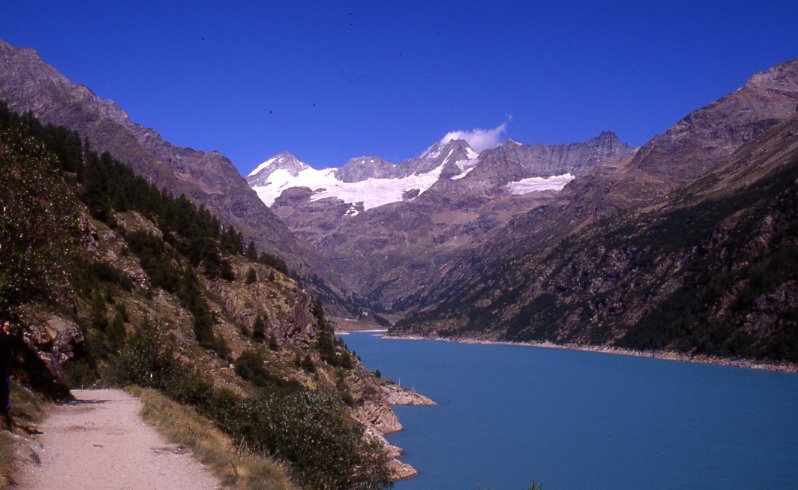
[0,377,9,430]
[0,377,9,415]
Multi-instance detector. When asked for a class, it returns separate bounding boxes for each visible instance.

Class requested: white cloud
[441,121,509,152]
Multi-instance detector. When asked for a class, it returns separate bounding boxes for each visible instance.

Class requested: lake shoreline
[378,333,798,374]
[345,328,798,488]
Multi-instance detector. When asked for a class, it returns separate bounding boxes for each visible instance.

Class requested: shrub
[90,261,133,290]
[0,125,82,316]
[252,314,266,340]
[268,333,279,351]
[240,391,391,489]
[111,322,389,489]
[125,231,181,293]
[108,320,211,405]
[107,310,127,351]
[300,354,315,373]
[245,267,257,285]
[235,350,301,393]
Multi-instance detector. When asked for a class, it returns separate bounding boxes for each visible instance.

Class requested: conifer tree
[245,267,257,284]
[246,241,258,260]
[301,354,315,372]
[252,314,266,340]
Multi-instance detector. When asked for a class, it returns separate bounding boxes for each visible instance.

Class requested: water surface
[343,332,798,489]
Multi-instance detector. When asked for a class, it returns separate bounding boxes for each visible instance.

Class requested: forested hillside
[0,103,420,488]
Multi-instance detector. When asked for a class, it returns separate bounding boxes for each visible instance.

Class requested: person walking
[0,320,12,429]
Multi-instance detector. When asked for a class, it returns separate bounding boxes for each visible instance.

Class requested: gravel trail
[15,389,219,489]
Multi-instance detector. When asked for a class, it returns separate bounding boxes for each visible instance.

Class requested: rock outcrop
[203,257,320,348]
[14,308,83,397]
[348,375,436,480]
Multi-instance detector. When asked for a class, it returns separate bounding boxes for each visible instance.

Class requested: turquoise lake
[342,332,798,489]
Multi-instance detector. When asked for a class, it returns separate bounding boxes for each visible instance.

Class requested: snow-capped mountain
[246,135,591,212]
[335,156,395,182]
[247,138,484,210]
[247,131,634,312]
[247,152,310,187]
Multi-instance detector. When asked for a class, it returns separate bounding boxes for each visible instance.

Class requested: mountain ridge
[392,59,798,363]
[0,39,321,277]
[0,38,363,316]
[261,130,634,311]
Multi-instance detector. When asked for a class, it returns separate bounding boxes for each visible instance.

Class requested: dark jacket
[0,332,12,377]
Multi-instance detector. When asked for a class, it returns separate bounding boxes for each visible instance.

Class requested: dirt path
[14,389,219,489]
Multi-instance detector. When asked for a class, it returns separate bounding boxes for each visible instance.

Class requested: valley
[247,58,798,366]
[1,17,797,488]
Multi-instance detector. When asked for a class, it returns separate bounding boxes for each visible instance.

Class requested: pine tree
[245,267,257,284]
[252,314,266,340]
[300,354,315,373]
[246,241,258,260]
[268,333,279,351]
[220,259,236,281]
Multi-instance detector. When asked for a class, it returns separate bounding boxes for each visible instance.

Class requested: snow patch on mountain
[249,156,279,177]
[249,130,583,212]
[252,164,448,210]
[450,152,481,180]
[314,166,445,209]
[506,173,575,194]
[248,152,308,177]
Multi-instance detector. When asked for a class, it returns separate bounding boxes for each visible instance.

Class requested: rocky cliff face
[630,58,798,185]
[335,156,396,182]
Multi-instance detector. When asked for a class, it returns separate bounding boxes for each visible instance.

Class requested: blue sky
[3,1,797,173]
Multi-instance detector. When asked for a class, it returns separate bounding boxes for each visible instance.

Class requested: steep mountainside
[0,40,333,284]
[0,108,430,486]
[253,132,633,312]
[630,58,798,184]
[394,60,798,363]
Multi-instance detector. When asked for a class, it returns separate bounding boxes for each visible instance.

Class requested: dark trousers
[0,377,9,415]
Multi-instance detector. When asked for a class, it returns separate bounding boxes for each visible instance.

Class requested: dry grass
[128,386,298,490]
[0,381,49,488]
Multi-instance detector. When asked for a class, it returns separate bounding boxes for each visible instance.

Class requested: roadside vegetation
[111,324,388,489]
[0,102,392,489]
[130,386,298,490]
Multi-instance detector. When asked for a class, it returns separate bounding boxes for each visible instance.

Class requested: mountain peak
[248,152,308,179]
[595,130,619,142]
[630,57,798,184]
[335,156,395,182]
[419,138,476,161]
[746,57,798,92]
